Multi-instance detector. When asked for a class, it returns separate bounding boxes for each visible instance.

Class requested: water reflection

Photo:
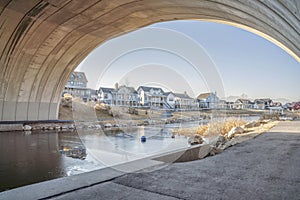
[0,131,63,191]
[0,124,189,192]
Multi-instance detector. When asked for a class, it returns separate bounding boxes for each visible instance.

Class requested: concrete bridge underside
[0,0,299,121]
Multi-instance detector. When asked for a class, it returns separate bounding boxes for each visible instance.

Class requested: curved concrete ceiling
[0,0,299,121]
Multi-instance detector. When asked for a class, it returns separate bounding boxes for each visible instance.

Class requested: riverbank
[0,99,297,132]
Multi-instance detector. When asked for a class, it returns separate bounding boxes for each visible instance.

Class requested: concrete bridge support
[0,0,299,121]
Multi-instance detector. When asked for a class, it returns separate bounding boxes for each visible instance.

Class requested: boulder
[61,125,68,130]
[227,126,244,139]
[32,126,42,131]
[23,125,32,131]
[244,121,259,128]
[95,125,101,129]
[209,146,223,156]
[197,144,212,159]
[188,135,204,145]
[209,135,227,147]
[68,125,75,129]
[104,123,112,128]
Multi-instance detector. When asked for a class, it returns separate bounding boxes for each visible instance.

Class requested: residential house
[197,92,219,109]
[114,85,138,106]
[98,87,115,105]
[165,92,175,109]
[137,86,166,108]
[98,83,138,106]
[234,99,254,109]
[253,98,273,110]
[226,101,235,110]
[218,100,229,109]
[63,71,97,102]
[173,92,198,110]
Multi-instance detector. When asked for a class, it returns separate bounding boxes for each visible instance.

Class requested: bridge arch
[0,0,299,121]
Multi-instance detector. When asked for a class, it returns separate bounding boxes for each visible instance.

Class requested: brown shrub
[198,118,247,137]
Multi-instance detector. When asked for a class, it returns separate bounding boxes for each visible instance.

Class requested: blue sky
[78,20,300,102]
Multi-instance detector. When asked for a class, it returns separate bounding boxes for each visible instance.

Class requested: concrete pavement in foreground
[50,121,300,200]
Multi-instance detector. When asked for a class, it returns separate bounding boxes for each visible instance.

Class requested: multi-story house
[197,92,219,109]
[63,71,97,102]
[114,85,138,106]
[253,98,273,110]
[98,84,138,106]
[173,92,198,110]
[137,86,167,108]
[98,87,115,105]
[234,99,254,109]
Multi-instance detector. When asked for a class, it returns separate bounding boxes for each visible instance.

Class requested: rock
[245,121,256,128]
[188,135,204,145]
[23,125,32,131]
[68,125,75,129]
[227,126,244,139]
[260,119,271,124]
[216,135,226,147]
[198,144,212,159]
[32,126,42,130]
[104,123,112,128]
[209,135,227,147]
[95,125,101,129]
[209,146,223,156]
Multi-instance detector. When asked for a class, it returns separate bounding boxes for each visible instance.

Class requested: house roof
[99,87,115,93]
[69,71,88,83]
[117,85,137,93]
[236,99,253,104]
[164,92,174,96]
[254,98,272,103]
[138,86,164,93]
[174,93,193,99]
[197,92,212,99]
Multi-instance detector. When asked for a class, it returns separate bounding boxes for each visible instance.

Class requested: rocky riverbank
[174,119,279,161]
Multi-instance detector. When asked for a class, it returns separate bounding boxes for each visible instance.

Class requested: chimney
[115,82,119,90]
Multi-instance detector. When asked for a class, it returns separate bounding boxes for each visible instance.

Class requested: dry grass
[174,118,247,137]
[202,118,247,137]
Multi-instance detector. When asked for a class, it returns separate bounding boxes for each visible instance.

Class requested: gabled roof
[254,98,272,103]
[69,71,88,83]
[197,92,212,99]
[174,93,193,99]
[137,86,164,93]
[235,99,253,104]
[117,85,137,93]
[164,92,174,96]
[99,87,115,93]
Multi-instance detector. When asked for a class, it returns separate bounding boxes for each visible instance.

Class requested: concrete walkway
[1,121,300,200]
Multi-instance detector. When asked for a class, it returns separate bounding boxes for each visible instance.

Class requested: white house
[234,99,254,109]
[99,84,138,106]
[114,85,138,106]
[165,92,175,109]
[253,98,273,110]
[137,86,166,108]
[98,87,114,105]
[197,92,219,109]
[173,92,198,110]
